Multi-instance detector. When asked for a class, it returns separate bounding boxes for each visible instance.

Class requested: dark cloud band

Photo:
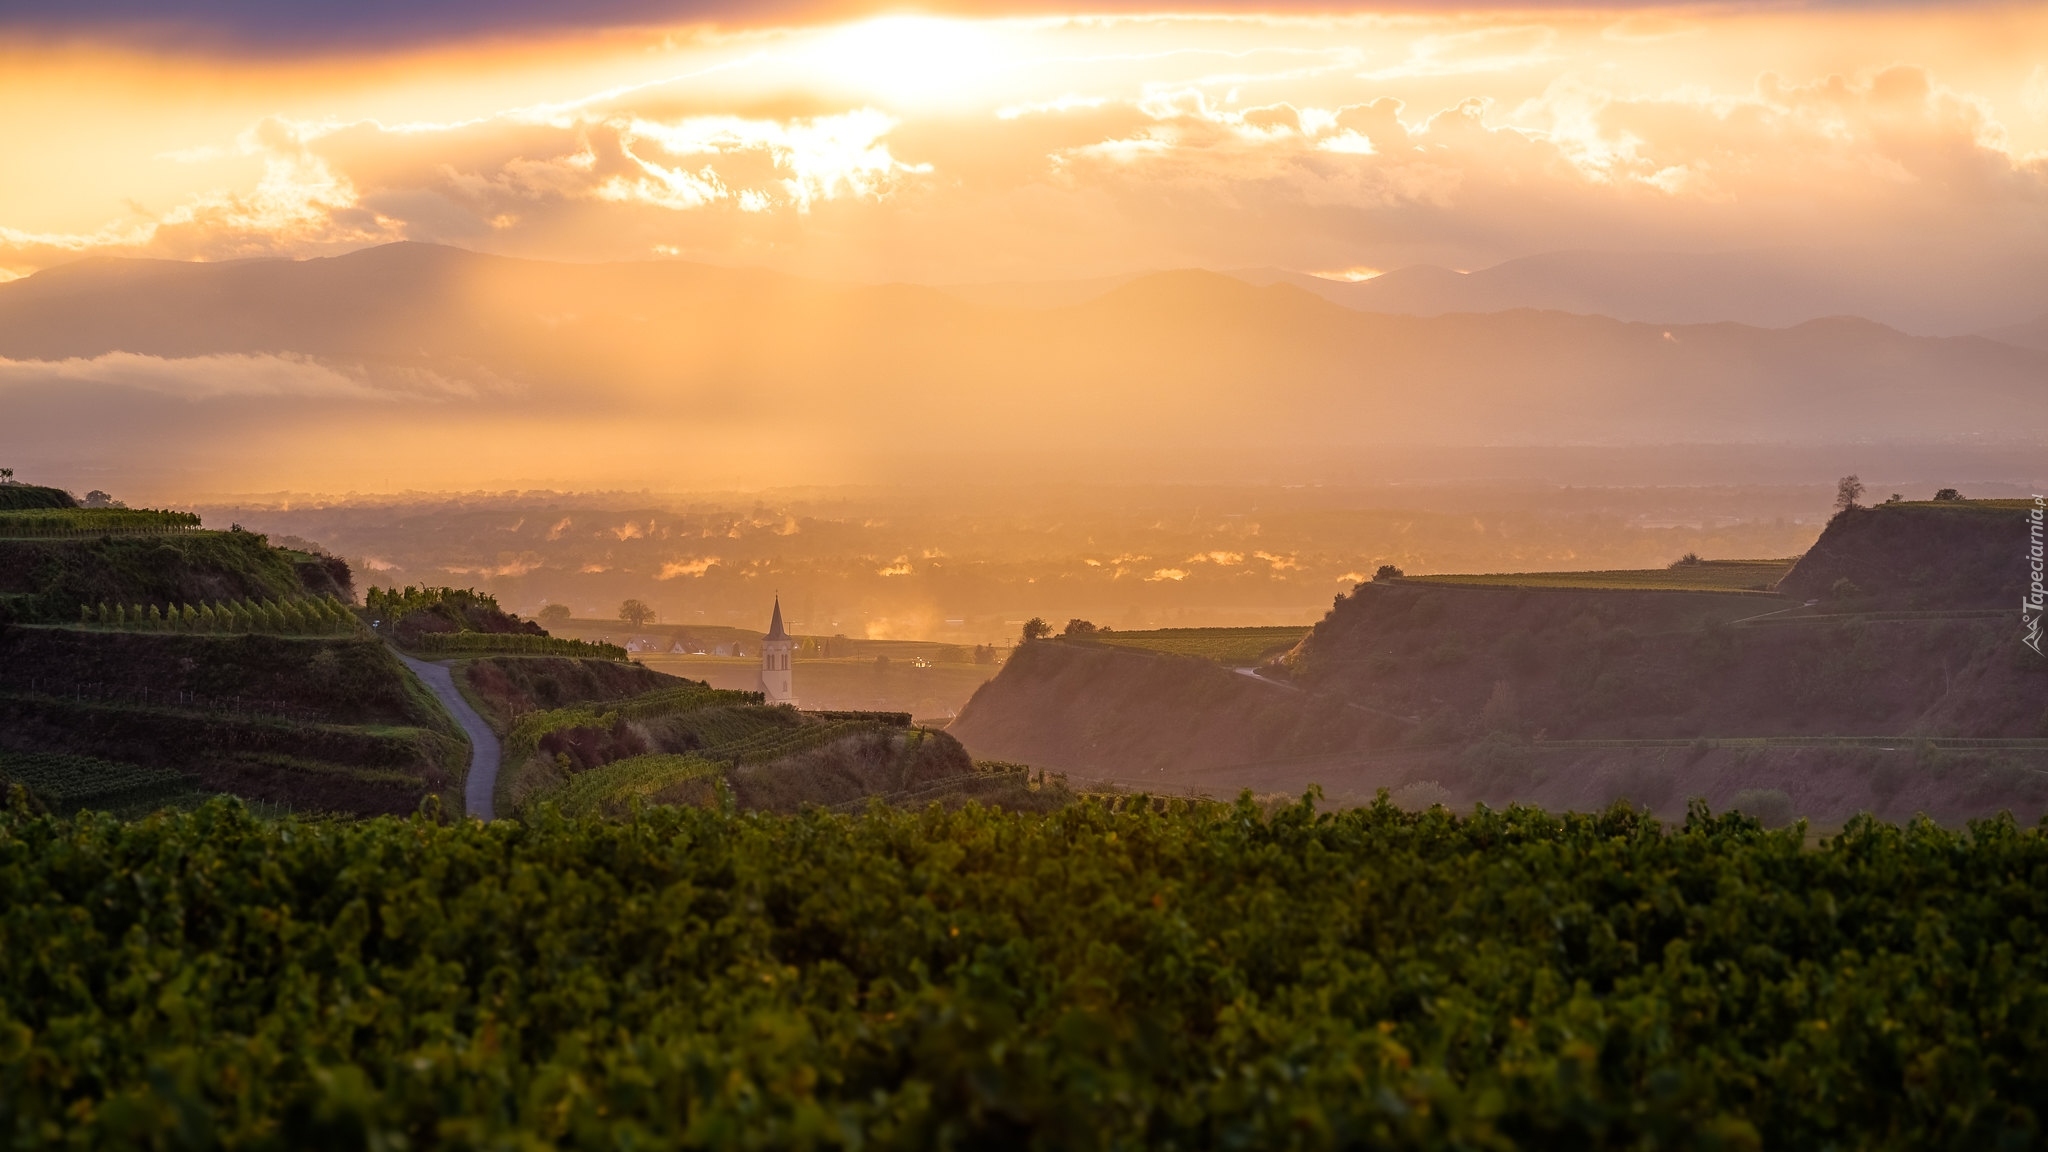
[2,0,1929,53]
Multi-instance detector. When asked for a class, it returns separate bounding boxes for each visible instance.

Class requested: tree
[1373,564,1404,581]
[1835,475,1864,512]
[0,467,12,483]
[618,599,656,628]
[83,490,123,509]
[1021,617,1051,643]
[1061,618,1099,637]
[536,604,572,628]
[1933,487,1962,502]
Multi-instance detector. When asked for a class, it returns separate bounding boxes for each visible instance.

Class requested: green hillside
[0,512,468,815]
[491,678,974,815]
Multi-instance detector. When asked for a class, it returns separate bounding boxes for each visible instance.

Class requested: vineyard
[548,753,721,817]
[72,595,360,636]
[2,795,2043,1147]
[409,632,628,660]
[0,751,198,813]
[0,508,203,536]
[0,508,202,538]
[503,686,766,764]
[499,680,921,815]
[364,584,503,621]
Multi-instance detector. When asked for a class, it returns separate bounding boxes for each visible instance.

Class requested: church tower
[758,597,796,706]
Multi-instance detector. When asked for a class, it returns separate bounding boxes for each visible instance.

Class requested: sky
[3,2,2047,286]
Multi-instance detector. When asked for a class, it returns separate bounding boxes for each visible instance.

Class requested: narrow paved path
[397,652,500,821]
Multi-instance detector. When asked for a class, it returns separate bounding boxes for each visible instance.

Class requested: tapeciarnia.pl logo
[2026,494,2045,656]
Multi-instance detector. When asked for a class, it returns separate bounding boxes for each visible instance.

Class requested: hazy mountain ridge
[1238,249,2048,337]
[937,248,2048,337]
[2,243,2046,495]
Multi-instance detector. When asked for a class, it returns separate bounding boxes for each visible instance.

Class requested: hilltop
[0,483,77,510]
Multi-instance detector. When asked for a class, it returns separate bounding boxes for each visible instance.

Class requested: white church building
[757,597,796,706]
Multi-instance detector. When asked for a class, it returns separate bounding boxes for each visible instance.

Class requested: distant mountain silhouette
[2,242,2045,490]
[1231,248,2048,337]
[1981,311,2048,352]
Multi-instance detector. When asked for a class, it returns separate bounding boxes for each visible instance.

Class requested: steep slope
[950,640,1396,779]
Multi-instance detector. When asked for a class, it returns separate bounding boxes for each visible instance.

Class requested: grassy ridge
[0,485,77,511]
[1403,558,1796,593]
[1088,626,1313,664]
[2,796,2044,1147]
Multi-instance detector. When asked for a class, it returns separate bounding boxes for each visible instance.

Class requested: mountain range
[1,242,2044,492]
[946,248,2048,339]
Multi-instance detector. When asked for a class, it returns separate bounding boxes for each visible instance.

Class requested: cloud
[658,556,720,578]
[0,352,470,401]
[4,9,2046,287]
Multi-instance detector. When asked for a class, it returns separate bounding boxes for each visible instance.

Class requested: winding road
[396,652,500,821]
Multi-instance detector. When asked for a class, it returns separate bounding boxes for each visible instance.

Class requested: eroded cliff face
[949,640,1399,783]
[1284,581,2042,741]
[1774,501,2031,609]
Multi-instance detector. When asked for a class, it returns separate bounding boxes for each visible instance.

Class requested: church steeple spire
[757,597,796,705]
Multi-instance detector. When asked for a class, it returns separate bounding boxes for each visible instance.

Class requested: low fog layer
[170,478,2043,645]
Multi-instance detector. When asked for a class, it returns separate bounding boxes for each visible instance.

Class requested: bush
[1729,787,1795,828]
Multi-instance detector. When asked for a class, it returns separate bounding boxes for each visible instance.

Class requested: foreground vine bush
[2,792,2045,1149]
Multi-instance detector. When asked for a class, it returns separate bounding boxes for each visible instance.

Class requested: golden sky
[3,3,2047,284]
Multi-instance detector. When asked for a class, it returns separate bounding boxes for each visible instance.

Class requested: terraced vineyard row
[411,632,627,660]
[708,718,892,765]
[0,508,202,537]
[549,754,721,817]
[0,751,197,812]
[75,594,359,636]
[505,688,765,764]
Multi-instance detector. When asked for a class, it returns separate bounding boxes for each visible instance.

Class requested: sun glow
[802,16,1009,105]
